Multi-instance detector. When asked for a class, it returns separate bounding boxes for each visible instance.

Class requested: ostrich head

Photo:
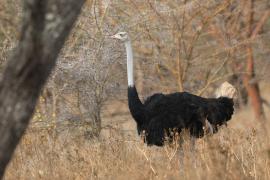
[111,32,129,42]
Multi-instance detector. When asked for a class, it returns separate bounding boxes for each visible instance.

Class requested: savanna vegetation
[0,0,269,179]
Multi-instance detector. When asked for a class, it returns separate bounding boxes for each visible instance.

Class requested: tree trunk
[243,0,265,120]
[0,0,85,177]
[243,46,265,120]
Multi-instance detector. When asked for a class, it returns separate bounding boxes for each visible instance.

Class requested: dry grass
[4,104,270,180]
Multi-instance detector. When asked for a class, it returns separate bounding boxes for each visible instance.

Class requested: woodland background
[0,0,270,179]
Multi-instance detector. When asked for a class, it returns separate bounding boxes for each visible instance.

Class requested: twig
[135,145,157,176]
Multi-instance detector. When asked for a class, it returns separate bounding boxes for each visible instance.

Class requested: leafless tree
[242,0,268,120]
[201,0,269,118]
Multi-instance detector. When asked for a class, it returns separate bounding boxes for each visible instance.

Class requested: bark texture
[0,0,85,177]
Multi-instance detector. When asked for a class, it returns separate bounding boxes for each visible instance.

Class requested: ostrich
[111,32,236,147]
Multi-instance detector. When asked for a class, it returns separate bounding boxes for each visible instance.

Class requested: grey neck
[124,40,134,87]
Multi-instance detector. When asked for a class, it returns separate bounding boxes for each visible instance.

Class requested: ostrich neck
[124,40,134,87]
[125,39,145,126]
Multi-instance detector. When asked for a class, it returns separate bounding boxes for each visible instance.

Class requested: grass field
[4,95,270,180]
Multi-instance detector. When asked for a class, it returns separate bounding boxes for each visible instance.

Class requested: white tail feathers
[204,81,236,136]
[215,81,237,99]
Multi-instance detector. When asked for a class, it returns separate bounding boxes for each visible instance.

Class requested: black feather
[128,86,234,146]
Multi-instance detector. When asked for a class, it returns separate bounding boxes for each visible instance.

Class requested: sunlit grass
[5,105,270,180]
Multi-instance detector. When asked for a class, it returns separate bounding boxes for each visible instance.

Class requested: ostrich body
[111,32,235,146]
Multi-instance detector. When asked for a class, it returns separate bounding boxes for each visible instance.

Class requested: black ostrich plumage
[128,86,234,146]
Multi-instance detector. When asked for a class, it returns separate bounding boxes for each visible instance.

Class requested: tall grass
[5,105,270,180]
